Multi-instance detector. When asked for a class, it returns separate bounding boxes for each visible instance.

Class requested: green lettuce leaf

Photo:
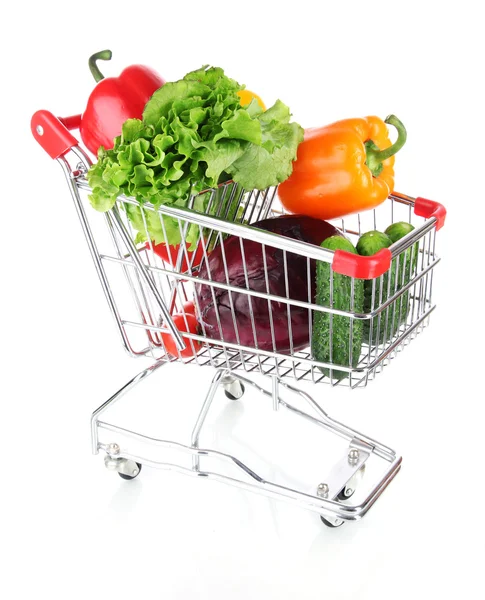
[87,66,303,248]
[225,101,303,188]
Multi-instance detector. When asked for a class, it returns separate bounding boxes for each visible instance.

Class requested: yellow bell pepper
[237,89,266,111]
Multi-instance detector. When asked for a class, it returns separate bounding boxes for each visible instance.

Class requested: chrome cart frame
[93,361,401,526]
[32,110,445,527]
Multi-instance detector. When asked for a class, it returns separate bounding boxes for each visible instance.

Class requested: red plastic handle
[414,197,446,231]
[332,248,392,279]
[31,110,80,159]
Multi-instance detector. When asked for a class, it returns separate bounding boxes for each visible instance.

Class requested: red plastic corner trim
[31,110,79,159]
[332,248,392,280]
[414,197,447,230]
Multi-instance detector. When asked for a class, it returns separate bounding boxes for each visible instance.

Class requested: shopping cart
[31,109,445,527]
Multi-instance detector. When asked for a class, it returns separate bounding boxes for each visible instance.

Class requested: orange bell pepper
[278,115,407,220]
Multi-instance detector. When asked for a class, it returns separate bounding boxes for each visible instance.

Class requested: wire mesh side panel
[79,178,441,387]
[191,221,320,381]
[74,180,277,361]
[327,193,439,386]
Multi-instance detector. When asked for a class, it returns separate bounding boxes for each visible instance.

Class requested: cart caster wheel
[320,515,344,528]
[337,464,365,500]
[118,462,142,480]
[225,382,245,401]
[337,486,355,501]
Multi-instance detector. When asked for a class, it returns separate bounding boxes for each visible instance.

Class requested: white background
[2,1,484,598]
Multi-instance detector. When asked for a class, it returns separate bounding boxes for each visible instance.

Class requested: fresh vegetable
[358,225,419,344]
[80,50,165,156]
[195,215,341,352]
[385,221,419,281]
[384,221,418,334]
[161,312,201,358]
[384,220,419,286]
[180,301,196,316]
[278,115,407,220]
[357,224,419,345]
[146,184,239,268]
[356,230,393,257]
[384,221,414,244]
[356,230,394,344]
[149,241,205,272]
[312,236,364,380]
[87,65,303,250]
[237,89,266,110]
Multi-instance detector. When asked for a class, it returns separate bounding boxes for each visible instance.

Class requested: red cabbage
[195,215,342,352]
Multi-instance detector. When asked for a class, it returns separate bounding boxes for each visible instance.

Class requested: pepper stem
[88,50,113,83]
[365,115,407,177]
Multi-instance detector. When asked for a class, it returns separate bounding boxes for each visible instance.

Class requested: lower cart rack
[93,361,401,527]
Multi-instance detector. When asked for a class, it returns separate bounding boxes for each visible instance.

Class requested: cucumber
[384,221,414,243]
[312,236,364,380]
[384,221,419,277]
[356,230,392,257]
[356,230,395,345]
[356,223,417,345]
[384,221,418,335]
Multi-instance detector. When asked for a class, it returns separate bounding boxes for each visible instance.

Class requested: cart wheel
[118,462,142,480]
[225,382,245,401]
[320,515,344,528]
[337,464,365,500]
[337,486,355,501]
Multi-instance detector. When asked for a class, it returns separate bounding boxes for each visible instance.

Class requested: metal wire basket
[75,169,442,390]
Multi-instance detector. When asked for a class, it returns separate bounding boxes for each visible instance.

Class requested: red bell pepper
[148,241,205,273]
[79,50,165,156]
